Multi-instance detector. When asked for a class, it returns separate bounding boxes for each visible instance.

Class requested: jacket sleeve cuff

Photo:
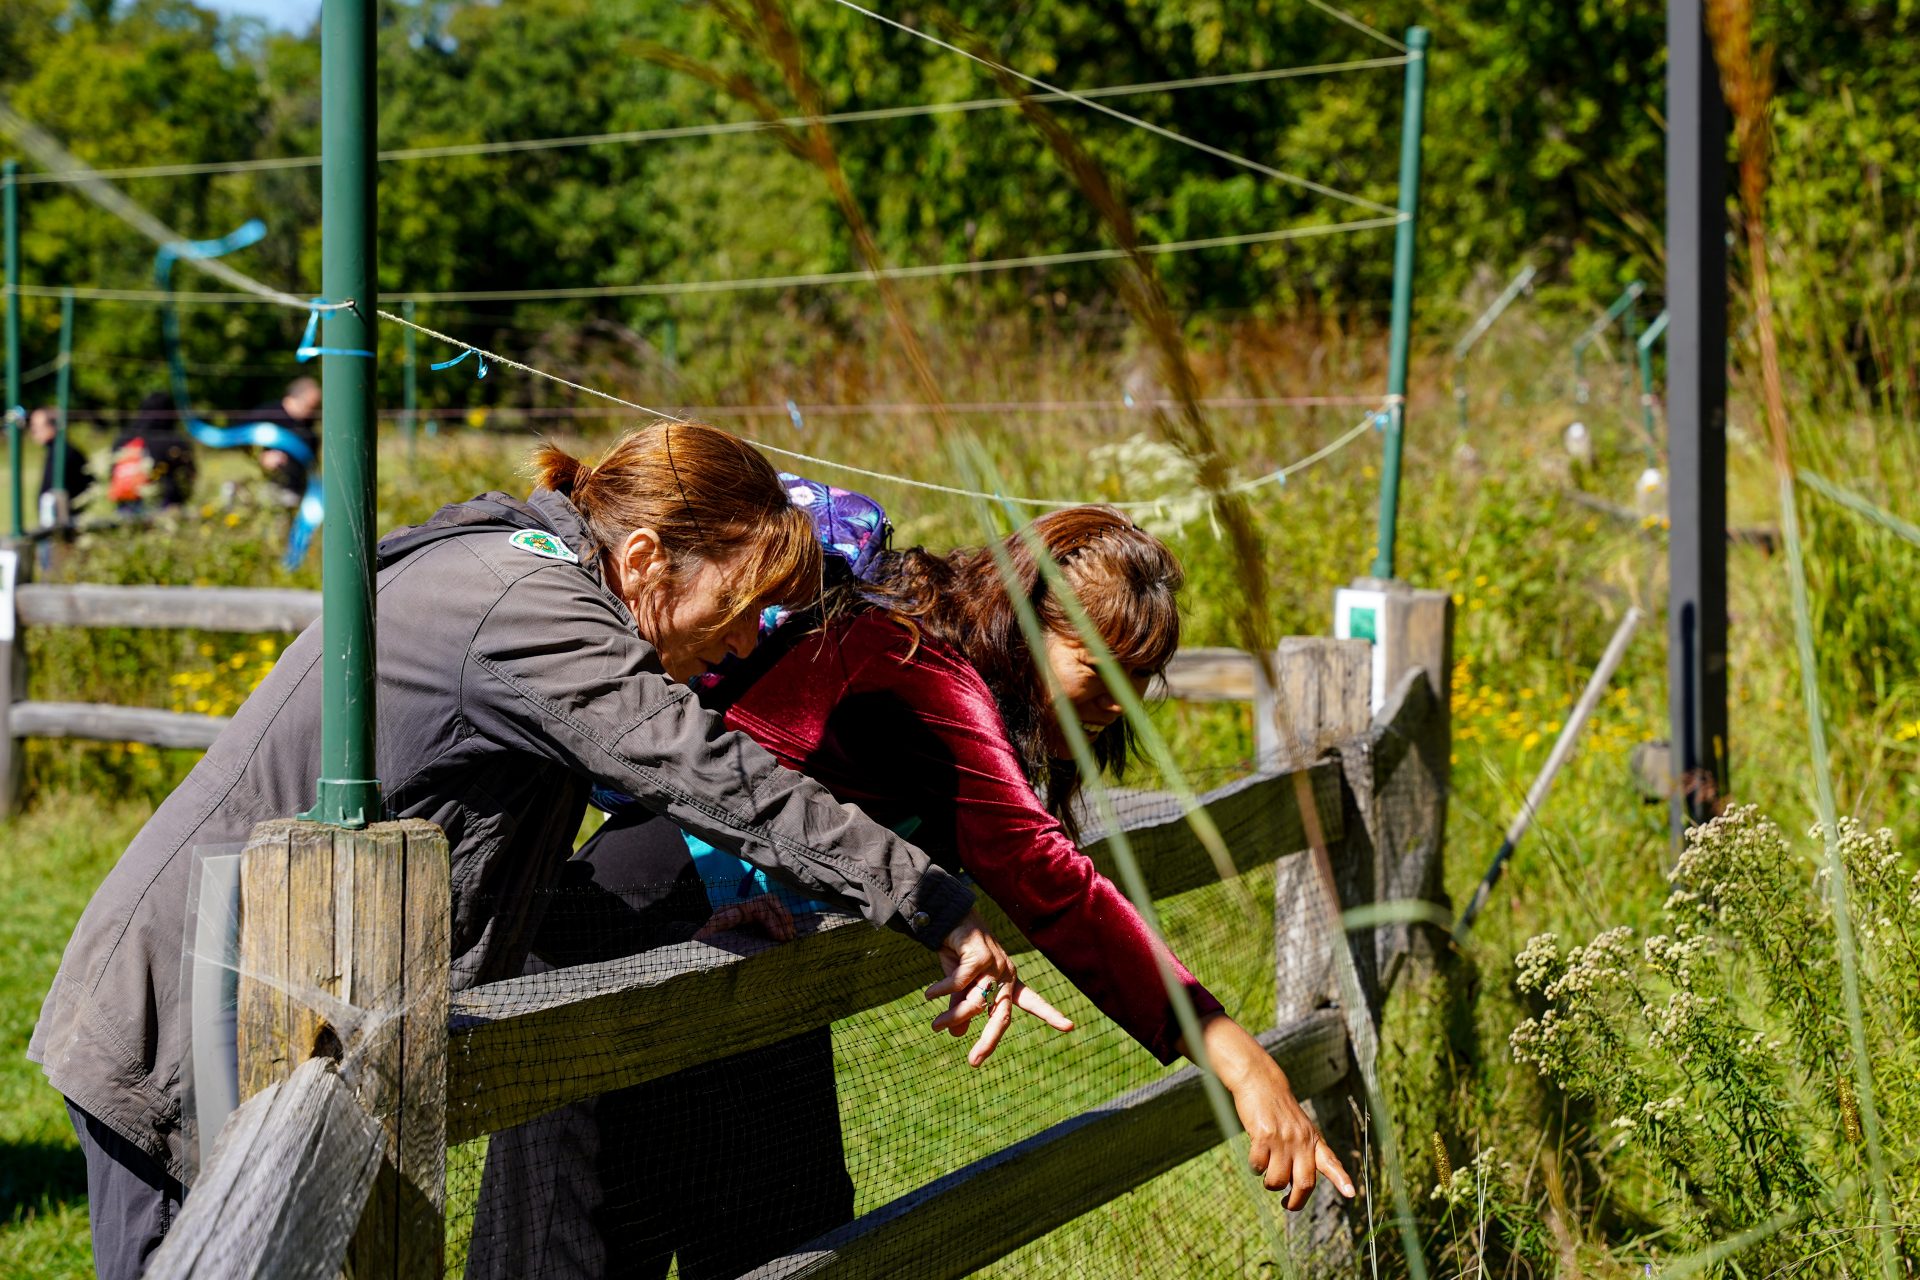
[895,864,975,948]
[1148,982,1227,1065]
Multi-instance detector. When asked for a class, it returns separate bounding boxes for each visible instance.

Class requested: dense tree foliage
[1,0,1914,412]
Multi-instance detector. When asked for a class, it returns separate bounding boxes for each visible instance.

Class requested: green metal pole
[5,159,22,540]
[1572,280,1644,405]
[1371,26,1428,582]
[301,0,381,828]
[402,297,417,462]
[52,289,72,524]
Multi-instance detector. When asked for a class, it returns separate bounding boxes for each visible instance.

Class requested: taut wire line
[18,216,1399,307]
[825,0,1400,217]
[0,98,349,315]
[9,57,1408,186]
[379,306,1381,509]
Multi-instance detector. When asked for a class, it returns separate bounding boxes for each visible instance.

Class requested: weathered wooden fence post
[1372,586,1454,988]
[1268,637,1374,1268]
[237,817,450,1276]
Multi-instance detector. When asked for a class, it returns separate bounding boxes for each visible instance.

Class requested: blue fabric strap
[184,419,316,467]
[430,347,487,378]
[295,300,373,362]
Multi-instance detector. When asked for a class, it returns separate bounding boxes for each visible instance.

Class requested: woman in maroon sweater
[469,507,1351,1279]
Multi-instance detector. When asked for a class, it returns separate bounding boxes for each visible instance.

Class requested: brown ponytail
[533,444,592,498]
[530,422,822,631]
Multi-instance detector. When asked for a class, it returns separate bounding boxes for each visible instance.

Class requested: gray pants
[66,1100,184,1280]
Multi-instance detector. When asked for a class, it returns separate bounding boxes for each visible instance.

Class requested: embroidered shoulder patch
[508,529,579,564]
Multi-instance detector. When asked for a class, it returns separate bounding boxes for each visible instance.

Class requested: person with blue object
[245,376,321,505]
[469,500,1354,1280]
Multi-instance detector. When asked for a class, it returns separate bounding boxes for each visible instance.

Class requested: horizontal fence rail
[743,1013,1350,1280]
[14,583,323,632]
[0,583,1289,815]
[445,761,1348,1142]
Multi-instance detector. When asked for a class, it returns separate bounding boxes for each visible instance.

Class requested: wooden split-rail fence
[0,552,1415,811]
[17,555,1450,1278]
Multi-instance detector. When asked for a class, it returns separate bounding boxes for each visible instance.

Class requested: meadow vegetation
[5,287,1915,1275]
[6,0,1920,1275]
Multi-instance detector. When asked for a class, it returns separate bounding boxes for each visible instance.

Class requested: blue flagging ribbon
[153,220,328,567]
[587,784,922,917]
[182,419,323,568]
[430,347,487,378]
[296,300,374,362]
[785,398,805,431]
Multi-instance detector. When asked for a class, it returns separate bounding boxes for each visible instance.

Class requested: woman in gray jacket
[29,422,1057,1280]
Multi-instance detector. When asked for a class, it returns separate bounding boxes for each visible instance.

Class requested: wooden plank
[10,701,228,748]
[286,824,338,1068]
[446,765,1346,1142]
[739,1013,1350,1280]
[1153,646,1260,703]
[237,821,295,1099]
[366,821,448,1278]
[1373,590,1455,990]
[397,823,451,1217]
[1269,639,1376,1269]
[14,582,319,633]
[230,820,451,1278]
[145,1057,385,1280]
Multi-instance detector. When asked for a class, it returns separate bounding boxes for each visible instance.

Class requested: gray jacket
[29,489,973,1181]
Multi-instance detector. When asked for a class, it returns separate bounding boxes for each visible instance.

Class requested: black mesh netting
[437,800,1322,1280]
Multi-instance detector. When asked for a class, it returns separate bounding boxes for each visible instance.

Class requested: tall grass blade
[949,437,1295,1274]
[1704,0,1899,1269]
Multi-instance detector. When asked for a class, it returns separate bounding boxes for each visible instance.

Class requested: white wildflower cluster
[1510,929,1635,1079]
[1611,1094,1686,1136]
[1828,817,1920,948]
[1642,931,1709,985]
[1668,804,1794,919]
[1086,434,1210,538]
[1514,932,1562,993]
[1644,990,1715,1054]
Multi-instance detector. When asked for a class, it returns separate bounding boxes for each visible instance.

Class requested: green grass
[0,796,153,1280]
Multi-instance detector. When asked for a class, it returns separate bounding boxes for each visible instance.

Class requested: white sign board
[1333,586,1388,715]
[0,548,18,644]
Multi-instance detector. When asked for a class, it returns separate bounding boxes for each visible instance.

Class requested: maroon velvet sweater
[709,610,1224,1063]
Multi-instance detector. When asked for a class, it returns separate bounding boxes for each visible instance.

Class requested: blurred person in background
[27,405,91,525]
[246,376,320,505]
[108,393,196,511]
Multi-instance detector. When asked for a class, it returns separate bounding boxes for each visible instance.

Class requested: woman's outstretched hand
[1183,1012,1357,1211]
[927,910,1074,1066]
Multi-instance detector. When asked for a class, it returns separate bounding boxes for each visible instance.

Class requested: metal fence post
[5,159,21,541]
[301,0,382,829]
[1666,0,1730,830]
[1371,27,1429,581]
[51,289,73,527]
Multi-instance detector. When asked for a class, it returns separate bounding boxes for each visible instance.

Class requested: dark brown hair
[533,422,822,633]
[864,505,1183,839]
